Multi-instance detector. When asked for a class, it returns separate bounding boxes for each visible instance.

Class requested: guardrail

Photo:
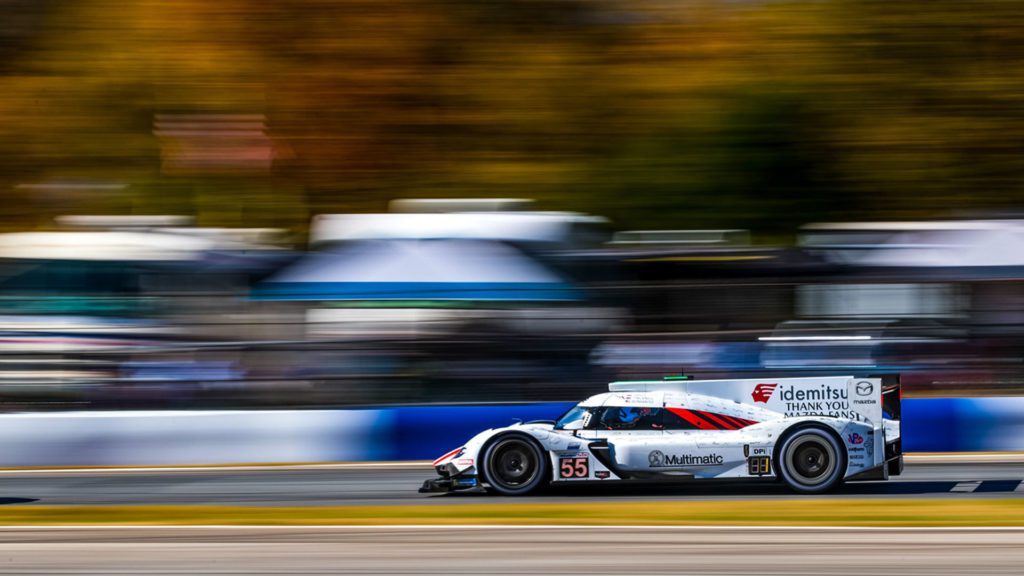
[0,398,1020,467]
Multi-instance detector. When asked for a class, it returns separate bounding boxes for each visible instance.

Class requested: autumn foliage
[1,1,1022,234]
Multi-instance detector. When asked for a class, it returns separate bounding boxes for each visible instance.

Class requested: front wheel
[777,427,845,494]
[481,434,548,496]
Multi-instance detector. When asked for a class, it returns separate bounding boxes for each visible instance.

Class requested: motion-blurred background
[1,0,1024,412]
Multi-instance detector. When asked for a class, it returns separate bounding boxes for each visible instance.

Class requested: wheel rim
[785,435,837,486]
[489,439,538,489]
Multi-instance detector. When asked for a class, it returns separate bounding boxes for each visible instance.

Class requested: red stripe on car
[667,407,720,430]
[698,411,738,430]
[432,447,463,466]
[719,414,755,428]
[716,414,745,428]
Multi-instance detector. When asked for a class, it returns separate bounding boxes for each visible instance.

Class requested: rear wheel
[481,434,548,496]
[777,427,845,494]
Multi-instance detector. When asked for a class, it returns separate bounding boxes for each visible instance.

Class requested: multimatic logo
[648,450,724,467]
[648,450,664,467]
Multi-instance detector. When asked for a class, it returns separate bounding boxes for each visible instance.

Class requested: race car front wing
[419,463,479,493]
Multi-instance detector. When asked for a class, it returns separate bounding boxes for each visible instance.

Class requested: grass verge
[0,499,1022,527]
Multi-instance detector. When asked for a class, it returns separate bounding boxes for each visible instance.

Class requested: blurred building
[3,210,1024,409]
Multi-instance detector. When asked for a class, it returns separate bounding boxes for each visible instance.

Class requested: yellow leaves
[0,0,1023,228]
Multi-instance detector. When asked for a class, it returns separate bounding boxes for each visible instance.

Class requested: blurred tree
[2,0,1024,236]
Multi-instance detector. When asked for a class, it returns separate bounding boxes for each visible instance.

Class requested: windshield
[593,406,663,430]
[554,405,592,430]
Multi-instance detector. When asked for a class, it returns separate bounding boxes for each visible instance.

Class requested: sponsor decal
[455,459,474,467]
[752,383,778,403]
[776,383,864,421]
[779,384,847,402]
[751,447,768,456]
[855,381,874,396]
[616,393,654,405]
[567,443,580,450]
[648,450,724,467]
[847,433,864,445]
[595,471,611,479]
[848,446,865,453]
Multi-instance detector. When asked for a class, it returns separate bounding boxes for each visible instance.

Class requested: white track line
[1015,480,1024,493]
[951,481,982,493]
[0,525,1023,532]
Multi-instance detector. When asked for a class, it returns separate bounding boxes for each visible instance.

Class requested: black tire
[481,434,549,496]
[776,426,846,494]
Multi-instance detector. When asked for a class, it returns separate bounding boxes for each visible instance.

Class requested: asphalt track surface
[0,526,1022,575]
[0,457,1021,506]
[0,459,1021,574]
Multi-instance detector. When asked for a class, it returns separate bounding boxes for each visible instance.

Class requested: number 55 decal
[559,456,589,478]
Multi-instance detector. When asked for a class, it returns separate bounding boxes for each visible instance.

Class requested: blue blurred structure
[254,239,582,301]
[386,402,575,460]
[902,397,1024,452]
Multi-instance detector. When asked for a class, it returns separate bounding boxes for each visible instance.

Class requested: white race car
[421,375,902,495]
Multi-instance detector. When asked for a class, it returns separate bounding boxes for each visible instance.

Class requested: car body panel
[424,375,901,493]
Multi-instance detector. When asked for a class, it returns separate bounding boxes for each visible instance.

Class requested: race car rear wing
[880,373,903,475]
[880,373,901,422]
